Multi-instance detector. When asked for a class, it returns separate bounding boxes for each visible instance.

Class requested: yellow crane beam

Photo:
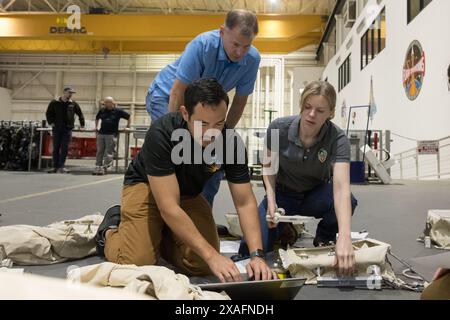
[0,13,325,53]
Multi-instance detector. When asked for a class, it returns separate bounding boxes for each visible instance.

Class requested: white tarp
[279,238,401,285]
[0,214,103,265]
[68,262,229,300]
[427,210,450,249]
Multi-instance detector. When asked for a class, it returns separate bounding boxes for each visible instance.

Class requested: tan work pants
[105,183,219,276]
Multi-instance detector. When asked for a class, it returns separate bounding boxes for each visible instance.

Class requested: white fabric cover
[427,210,450,249]
[0,214,103,265]
[68,262,230,300]
[279,238,400,285]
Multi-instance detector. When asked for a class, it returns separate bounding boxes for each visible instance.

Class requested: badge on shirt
[318,148,328,163]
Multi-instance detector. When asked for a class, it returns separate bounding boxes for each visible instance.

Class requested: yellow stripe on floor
[0,176,122,204]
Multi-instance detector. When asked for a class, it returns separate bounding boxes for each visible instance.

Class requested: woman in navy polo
[240,80,358,276]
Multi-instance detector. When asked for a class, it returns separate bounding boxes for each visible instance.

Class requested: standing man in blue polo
[146,9,261,206]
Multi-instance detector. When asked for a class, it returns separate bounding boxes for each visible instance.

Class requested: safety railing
[34,127,148,173]
[32,126,268,172]
[391,136,450,180]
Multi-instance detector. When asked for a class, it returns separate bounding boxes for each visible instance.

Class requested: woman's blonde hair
[300,80,336,119]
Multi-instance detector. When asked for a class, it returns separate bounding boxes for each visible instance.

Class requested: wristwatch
[250,249,265,260]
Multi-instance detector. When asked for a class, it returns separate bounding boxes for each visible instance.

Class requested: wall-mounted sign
[417,140,439,155]
[403,40,426,101]
[49,26,87,34]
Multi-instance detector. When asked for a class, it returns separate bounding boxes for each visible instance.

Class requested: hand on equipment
[266,201,278,228]
[333,235,355,277]
[246,257,278,281]
[206,253,243,283]
[266,207,285,226]
[266,207,315,227]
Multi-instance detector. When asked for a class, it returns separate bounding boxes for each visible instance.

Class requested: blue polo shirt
[148,29,261,101]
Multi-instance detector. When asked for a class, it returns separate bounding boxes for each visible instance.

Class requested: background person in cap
[145,9,261,207]
[94,96,131,175]
[45,86,85,173]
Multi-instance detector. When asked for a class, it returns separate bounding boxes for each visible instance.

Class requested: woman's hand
[266,200,277,229]
[333,235,355,277]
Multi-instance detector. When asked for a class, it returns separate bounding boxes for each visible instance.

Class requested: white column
[251,82,256,128]
[95,71,103,111]
[265,67,270,127]
[256,69,261,127]
[273,65,278,123]
[323,41,330,63]
[131,71,137,125]
[55,71,62,99]
[6,71,13,89]
[288,70,294,116]
[335,14,344,48]
[280,57,285,118]
[273,59,282,121]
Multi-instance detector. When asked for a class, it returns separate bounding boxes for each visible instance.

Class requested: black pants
[52,126,72,169]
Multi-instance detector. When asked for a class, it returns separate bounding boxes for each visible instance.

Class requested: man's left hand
[333,235,355,277]
[246,257,278,281]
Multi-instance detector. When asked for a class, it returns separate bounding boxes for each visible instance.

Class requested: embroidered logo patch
[318,148,328,163]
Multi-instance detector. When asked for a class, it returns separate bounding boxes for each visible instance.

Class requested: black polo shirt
[124,112,250,196]
[95,107,130,135]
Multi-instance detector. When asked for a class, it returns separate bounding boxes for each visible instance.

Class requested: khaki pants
[421,273,450,300]
[104,183,219,276]
[96,134,116,167]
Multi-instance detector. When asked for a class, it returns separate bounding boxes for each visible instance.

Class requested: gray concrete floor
[1,169,449,300]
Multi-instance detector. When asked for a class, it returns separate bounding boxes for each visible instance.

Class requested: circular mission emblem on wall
[402,40,426,101]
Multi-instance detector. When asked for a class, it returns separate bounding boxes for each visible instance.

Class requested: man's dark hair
[184,78,229,117]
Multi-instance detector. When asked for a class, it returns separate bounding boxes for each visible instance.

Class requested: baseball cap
[63,86,76,93]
